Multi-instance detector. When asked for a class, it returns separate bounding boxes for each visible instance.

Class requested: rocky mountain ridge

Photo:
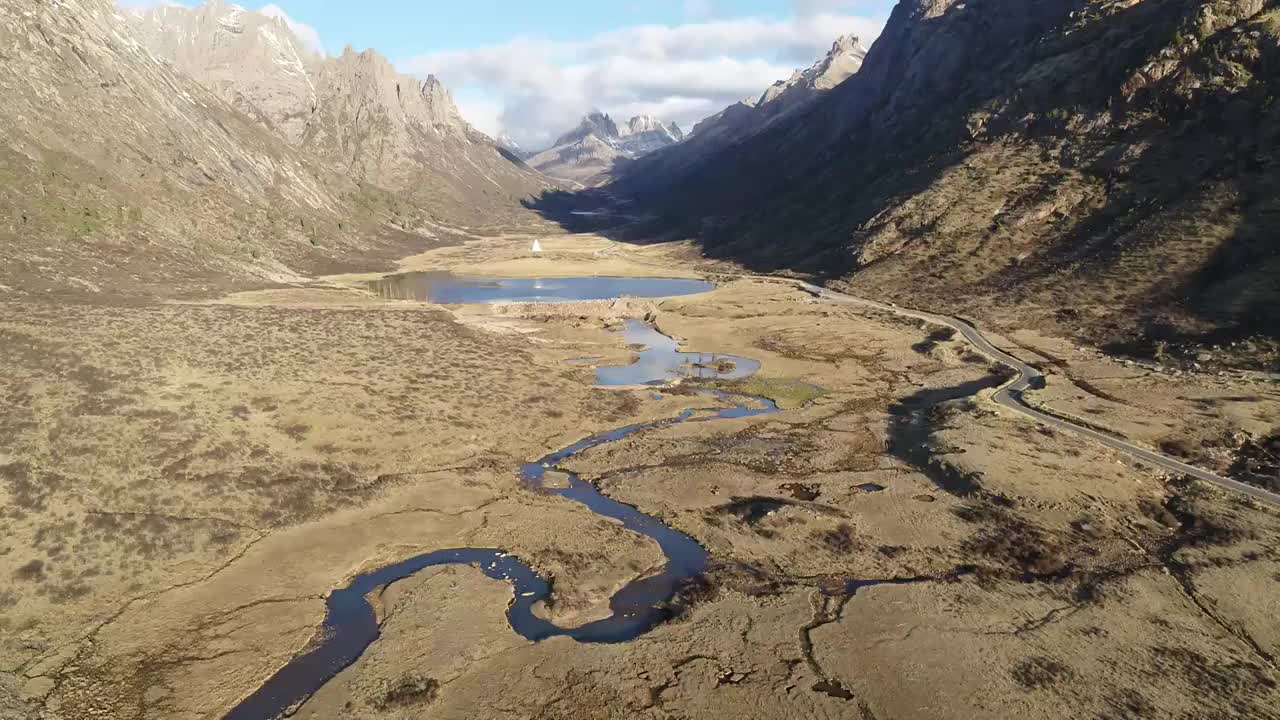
[529,111,684,184]
[127,0,321,142]
[691,34,867,144]
[129,0,553,224]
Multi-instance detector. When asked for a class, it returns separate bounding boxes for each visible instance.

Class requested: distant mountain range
[529,35,867,187]
[528,112,685,184]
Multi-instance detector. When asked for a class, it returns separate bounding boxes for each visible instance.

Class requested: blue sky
[127,1,895,147]
[238,1,895,57]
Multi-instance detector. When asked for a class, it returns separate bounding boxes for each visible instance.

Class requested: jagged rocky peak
[130,0,319,61]
[337,48,461,120]
[688,33,866,143]
[128,0,320,141]
[805,34,868,90]
[586,111,621,135]
[616,115,684,155]
[554,111,621,146]
[132,2,474,144]
[530,111,682,183]
[315,46,476,150]
[414,73,469,131]
[754,33,867,105]
[553,112,683,146]
[127,3,551,205]
[420,74,450,104]
[622,115,666,136]
[621,115,685,141]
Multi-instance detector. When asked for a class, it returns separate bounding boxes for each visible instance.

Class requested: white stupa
[531,239,543,253]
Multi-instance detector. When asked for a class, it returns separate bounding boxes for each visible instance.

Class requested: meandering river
[225,276,773,719]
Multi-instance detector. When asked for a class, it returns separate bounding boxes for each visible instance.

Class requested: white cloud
[259,4,325,57]
[453,89,504,140]
[399,11,887,150]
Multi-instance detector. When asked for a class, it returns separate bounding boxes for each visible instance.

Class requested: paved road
[761,278,1280,507]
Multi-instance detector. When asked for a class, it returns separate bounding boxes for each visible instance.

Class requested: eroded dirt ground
[1,233,1278,719]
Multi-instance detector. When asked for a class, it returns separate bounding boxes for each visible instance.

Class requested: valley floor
[1,233,1278,719]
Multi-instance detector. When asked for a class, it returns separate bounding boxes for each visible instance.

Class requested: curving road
[752,277,1280,507]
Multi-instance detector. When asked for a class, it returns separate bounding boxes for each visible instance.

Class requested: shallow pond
[367,272,714,304]
[595,320,761,386]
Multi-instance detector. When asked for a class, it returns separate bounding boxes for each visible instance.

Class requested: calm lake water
[367,272,714,303]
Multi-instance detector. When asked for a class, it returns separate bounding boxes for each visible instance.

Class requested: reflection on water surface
[368,272,714,303]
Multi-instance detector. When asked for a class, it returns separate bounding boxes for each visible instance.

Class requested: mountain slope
[0,0,424,298]
[130,1,554,225]
[603,0,1280,367]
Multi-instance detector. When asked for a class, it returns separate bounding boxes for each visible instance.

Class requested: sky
[120,1,896,149]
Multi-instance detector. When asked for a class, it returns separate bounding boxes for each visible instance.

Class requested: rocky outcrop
[529,112,683,184]
[303,48,472,184]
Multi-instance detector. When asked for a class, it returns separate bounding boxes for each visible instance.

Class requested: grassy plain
[1,232,1277,719]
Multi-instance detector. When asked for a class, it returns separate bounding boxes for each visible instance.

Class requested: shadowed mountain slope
[590,0,1280,368]
[597,35,867,192]
[690,34,867,146]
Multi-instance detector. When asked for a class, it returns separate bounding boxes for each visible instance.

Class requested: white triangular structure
[531,239,543,253]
